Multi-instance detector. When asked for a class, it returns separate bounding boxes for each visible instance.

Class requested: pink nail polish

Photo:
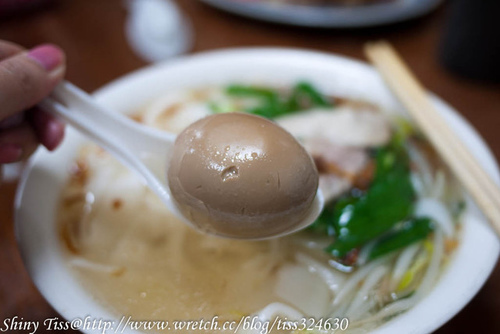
[0,144,23,164]
[27,44,64,72]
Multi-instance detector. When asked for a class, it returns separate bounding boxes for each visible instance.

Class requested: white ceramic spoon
[40,81,324,239]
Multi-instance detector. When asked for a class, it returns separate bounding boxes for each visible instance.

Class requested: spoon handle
[46,81,170,150]
[39,81,175,210]
[40,81,145,158]
[39,91,159,191]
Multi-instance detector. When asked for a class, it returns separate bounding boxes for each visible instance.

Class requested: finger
[0,143,22,164]
[29,107,65,151]
[0,122,38,163]
[0,44,66,121]
[0,41,29,131]
[0,111,25,130]
[0,40,24,60]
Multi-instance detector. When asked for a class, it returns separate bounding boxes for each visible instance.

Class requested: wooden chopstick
[364,41,500,237]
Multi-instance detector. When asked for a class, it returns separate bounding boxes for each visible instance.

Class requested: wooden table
[1,0,499,332]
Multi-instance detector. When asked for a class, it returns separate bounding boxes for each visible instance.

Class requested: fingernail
[0,144,23,164]
[31,109,65,151]
[27,44,64,72]
[43,118,65,151]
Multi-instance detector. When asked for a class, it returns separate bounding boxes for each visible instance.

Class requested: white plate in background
[200,0,443,28]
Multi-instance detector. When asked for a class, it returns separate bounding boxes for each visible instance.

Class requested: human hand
[0,40,66,164]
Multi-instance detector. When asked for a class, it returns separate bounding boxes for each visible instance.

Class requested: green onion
[211,82,333,119]
[322,140,416,258]
[368,218,434,260]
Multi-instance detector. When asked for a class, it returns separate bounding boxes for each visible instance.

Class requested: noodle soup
[58,83,464,333]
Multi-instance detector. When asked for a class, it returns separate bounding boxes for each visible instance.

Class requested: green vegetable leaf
[226,84,286,118]
[324,140,416,258]
[218,82,333,119]
[226,85,278,100]
[287,82,332,111]
[308,197,356,236]
[368,217,434,260]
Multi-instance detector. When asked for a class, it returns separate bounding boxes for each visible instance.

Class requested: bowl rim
[15,47,500,334]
